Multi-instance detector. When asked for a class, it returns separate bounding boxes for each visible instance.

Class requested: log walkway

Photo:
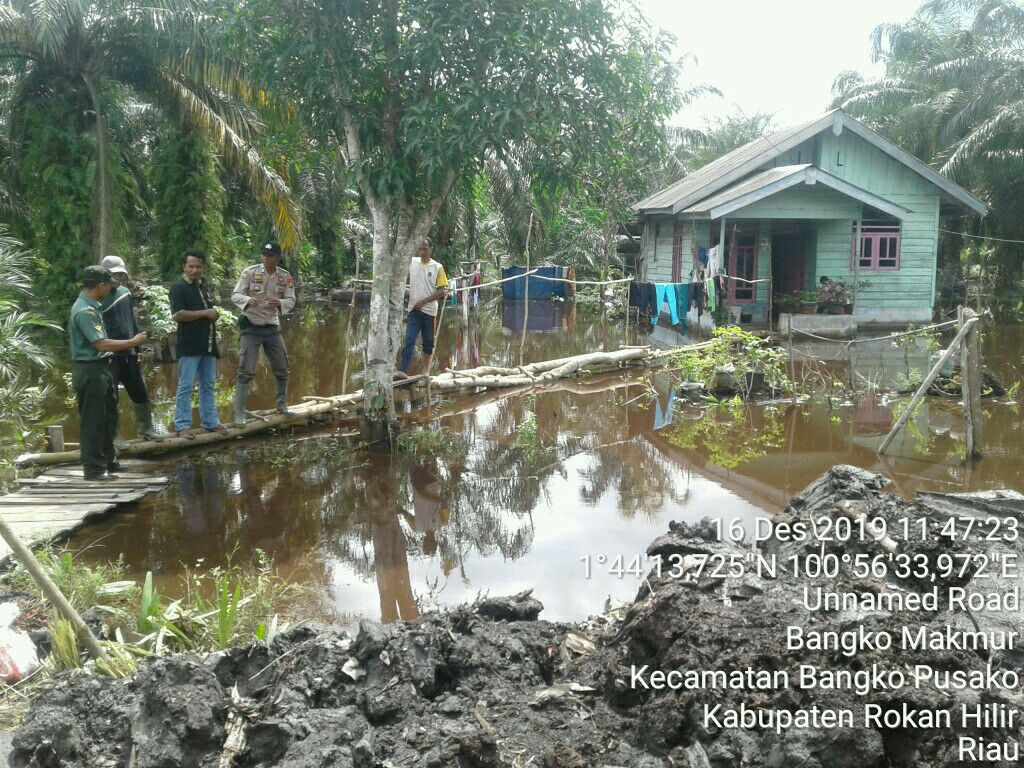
[17,344,698,468]
[0,460,168,562]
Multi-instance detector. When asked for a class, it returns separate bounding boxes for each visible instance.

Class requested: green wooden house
[633,109,986,325]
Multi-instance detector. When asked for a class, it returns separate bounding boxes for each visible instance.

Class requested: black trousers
[111,355,149,404]
[72,361,118,477]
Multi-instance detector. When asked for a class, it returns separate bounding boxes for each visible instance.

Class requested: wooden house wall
[816,131,940,321]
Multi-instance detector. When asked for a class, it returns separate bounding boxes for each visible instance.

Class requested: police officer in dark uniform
[69,266,147,480]
[98,255,164,443]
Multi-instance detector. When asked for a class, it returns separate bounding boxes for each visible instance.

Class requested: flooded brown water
[52,300,1024,625]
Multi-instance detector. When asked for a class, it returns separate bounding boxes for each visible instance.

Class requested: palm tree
[0,0,300,267]
[0,229,58,383]
[832,0,1024,293]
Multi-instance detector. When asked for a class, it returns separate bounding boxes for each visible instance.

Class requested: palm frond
[28,0,85,61]
[157,71,301,249]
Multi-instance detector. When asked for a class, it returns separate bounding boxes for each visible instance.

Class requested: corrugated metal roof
[634,109,987,216]
[681,164,912,221]
[633,112,836,213]
[680,164,810,214]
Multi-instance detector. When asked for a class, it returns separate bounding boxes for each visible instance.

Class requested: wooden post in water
[0,519,109,663]
[878,309,978,455]
[787,319,796,391]
[960,306,983,459]
[45,425,64,453]
[519,212,533,366]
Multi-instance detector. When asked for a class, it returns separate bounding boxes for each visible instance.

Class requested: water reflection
[57,304,1024,624]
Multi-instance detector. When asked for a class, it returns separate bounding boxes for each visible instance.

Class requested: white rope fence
[789,318,960,346]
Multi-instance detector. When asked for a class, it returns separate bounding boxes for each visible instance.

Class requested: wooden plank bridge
[0,460,168,562]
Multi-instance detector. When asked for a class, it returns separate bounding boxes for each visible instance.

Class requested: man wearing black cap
[231,242,296,427]
[69,266,147,480]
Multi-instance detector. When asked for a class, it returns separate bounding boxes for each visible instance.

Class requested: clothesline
[939,228,1024,246]
[449,268,538,294]
[789,318,960,345]
[533,274,632,286]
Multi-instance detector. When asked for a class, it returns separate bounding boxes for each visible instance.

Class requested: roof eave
[667,112,840,214]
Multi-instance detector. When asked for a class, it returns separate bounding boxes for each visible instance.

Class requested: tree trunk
[83,75,111,262]
[364,206,398,424]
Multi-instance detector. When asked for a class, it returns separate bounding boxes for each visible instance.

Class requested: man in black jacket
[169,250,227,436]
[99,255,164,443]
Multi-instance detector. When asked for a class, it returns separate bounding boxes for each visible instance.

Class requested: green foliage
[9,547,129,613]
[671,325,790,390]
[833,0,1024,300]
[0,0,300,304]
[49,619,82,671]
[137,572,163,634]
[515,411,541,459]
[20,96,95,305]
[395,425,467,458]
[0,231,60,489]
[152,129,228,283]
[667,112,775,179]
[140,285,176,336]
[206,573,242,649]
[666,403,786,469]
[7,546,301,670]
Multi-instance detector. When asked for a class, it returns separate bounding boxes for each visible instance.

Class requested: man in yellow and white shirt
[399,238,448,376]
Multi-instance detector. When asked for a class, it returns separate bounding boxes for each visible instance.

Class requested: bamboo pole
[878,313,979,455]
[0,518,109,662]
[960,307,983,459]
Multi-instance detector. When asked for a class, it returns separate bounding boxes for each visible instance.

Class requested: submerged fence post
[878,309,978,456]
[960,306,983,459]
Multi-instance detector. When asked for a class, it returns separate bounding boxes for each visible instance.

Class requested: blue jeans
[174,355,220,430]
[400,310,436,372]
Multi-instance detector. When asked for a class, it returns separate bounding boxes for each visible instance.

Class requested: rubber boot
[275,378,291,415]
[234,380,249,428]
[135,402,164,441]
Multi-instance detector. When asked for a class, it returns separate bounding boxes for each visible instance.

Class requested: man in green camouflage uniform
[69,266,147,480]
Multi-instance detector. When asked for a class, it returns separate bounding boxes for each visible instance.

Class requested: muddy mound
[11,467,1024,767]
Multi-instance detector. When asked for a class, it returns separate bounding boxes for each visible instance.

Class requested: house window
[853,220,901,271]
[728,230,757,303]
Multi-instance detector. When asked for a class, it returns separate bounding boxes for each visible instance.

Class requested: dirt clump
[10,466,1024,767]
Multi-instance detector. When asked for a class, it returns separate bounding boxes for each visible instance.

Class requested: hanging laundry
[628,280,644,308]
[691,281,704,319]
[644,282,658,317]
[697,247,709,266]
[674,283,689,333]
[707,244,721,277]
[652,283,679,327]
[706,277,717,312]
[653,386,676,430]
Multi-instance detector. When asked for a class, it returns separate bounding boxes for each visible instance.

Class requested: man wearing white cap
[98,255,164,442]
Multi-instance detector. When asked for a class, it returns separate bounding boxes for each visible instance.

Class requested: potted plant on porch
[821,280,850,314]
[842,278,870,315]
[799,290,818,314]
[776,293,799,315]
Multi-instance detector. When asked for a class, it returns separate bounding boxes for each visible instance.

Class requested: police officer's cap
[261,242,282,257]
